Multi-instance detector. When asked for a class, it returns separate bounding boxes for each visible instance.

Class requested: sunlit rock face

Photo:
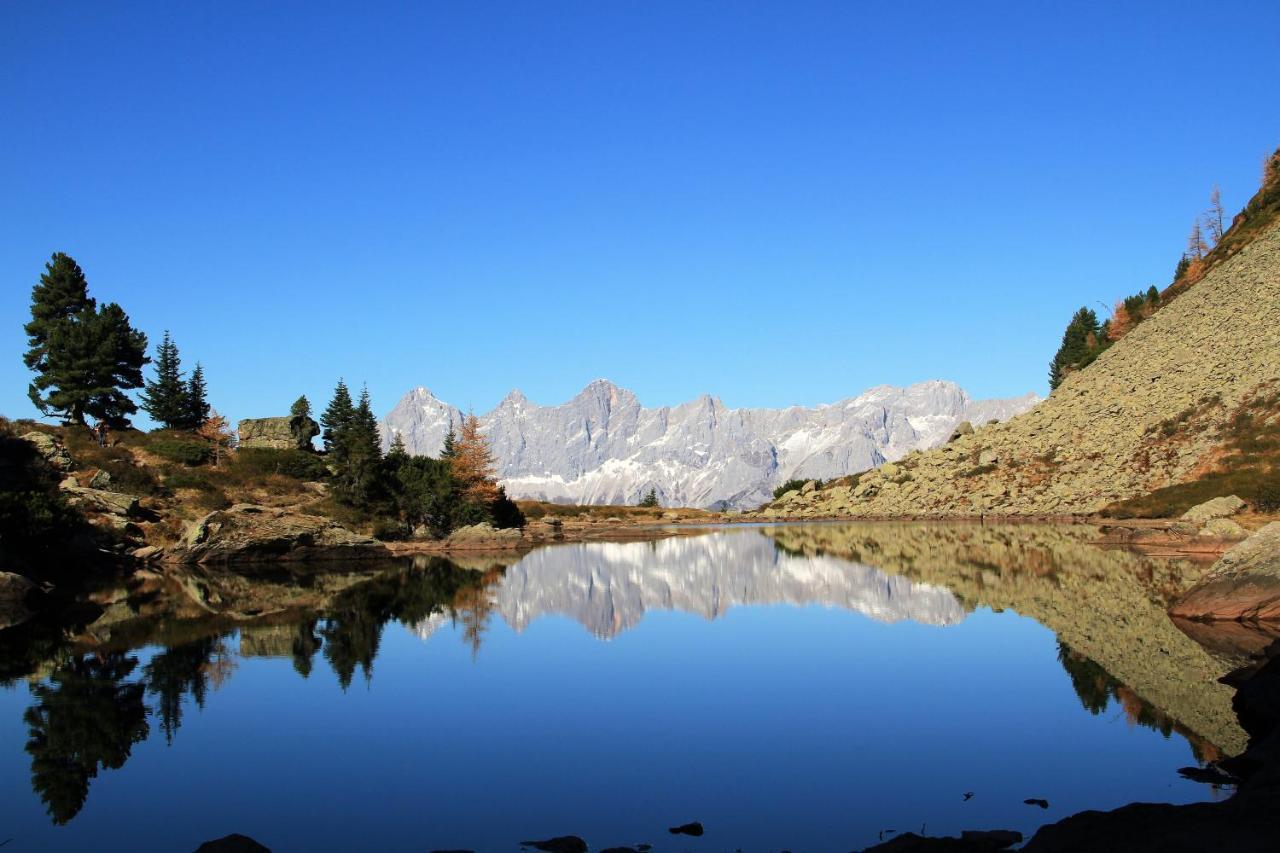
[380,380,1039,509]
[438,531,966,640]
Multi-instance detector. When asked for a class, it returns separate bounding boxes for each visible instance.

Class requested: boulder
[444,522,524,549]
[171,504,387,563]
[60,484,140,518]
[978,449,1000,466]
[948,421,974,443]
[801,480,818,494]
[0,572,38,630]
[21,431,73,471]
[237,415,320,451]
[195,835,270,853]
[1200,517,1248,539]
[1172,522,1280,621]
[88,469,113,489]
[1182,495,1246,524]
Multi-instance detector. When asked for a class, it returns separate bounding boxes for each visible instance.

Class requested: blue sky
[3,1,1277,425]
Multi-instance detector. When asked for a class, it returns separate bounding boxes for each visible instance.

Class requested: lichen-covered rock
[444,522,524,549]
[948,421,974,442]
[237,415,320,451]
[171,504,387,563]
[1172,522,1280,621]
[1182,495,1247,524]
[1199,517,1248,539]
[60,484,140,518]
[21,431,73,471]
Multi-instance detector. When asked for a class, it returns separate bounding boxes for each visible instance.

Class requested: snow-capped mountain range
[380,379,1039,509]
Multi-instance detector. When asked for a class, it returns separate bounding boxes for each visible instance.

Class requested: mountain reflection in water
[0,523,1260,848]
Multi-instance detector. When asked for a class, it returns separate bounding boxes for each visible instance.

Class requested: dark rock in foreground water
[861,829,1021,851]
[668,821,704,836]
[194,834,270,853]
[520,835,588,853]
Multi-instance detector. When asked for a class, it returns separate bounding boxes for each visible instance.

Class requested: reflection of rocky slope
[481,532,964,639]
[766,522,1247,755]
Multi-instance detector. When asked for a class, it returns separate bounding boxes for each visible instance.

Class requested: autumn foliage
[450,412,500,504]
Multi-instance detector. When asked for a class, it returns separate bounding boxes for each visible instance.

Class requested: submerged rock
[519,836,587,853]
[170,504,388,563]
[667,821,704,836]
[194,834,270,852]
[1172,522,1280,621]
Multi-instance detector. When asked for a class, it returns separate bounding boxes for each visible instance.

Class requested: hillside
[767,218,1280,519]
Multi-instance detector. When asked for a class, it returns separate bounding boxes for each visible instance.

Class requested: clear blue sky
[3,1,1277,426]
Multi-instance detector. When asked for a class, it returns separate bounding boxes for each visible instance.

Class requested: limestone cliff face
[769,221,1280,518]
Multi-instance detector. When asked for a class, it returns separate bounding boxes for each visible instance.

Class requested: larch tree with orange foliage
[1107,301,1133,342]
[450,411,500,504]
[196,410,236,467]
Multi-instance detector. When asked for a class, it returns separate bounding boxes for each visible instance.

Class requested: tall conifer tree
[321,380,355,454]
[141,331,191,429]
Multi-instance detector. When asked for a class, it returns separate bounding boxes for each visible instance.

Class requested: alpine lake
[0,522,1264,852]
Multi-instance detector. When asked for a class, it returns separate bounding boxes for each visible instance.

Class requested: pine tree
[332,386,385,508]
[639,487,659,507]
[141,331,191,429]
[24,255,148,426]
[29,302,148,426]
[290,396,312,420]
[1174,255,1190,281]
[1048,307,1100,391]
[23,253,95,377]
[185,364,210,429]
[321,380,355,454]
[441,424,457,460]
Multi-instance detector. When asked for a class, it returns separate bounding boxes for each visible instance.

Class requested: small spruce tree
[141,331,191,429]
[185,364,210,430]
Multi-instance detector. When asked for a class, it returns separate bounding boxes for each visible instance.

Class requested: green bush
[773,479,819,499]
[233,448,329,481]
[1256,479,1280,513]
[150,438,213,467]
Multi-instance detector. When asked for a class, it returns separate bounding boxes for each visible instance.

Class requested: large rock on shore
[1172,523,1280,621]
[237,415,319,451]
[1182,495,1246,524]
[444,522,524,550]
[170,504,388,563]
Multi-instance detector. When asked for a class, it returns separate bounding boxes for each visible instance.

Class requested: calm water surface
[0,523,1243,851]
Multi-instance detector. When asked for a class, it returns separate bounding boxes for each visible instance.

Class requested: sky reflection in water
[0,525,1232,851]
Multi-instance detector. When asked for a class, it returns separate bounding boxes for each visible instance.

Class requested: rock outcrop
[169,504,387,563]
[21,431,74,471]
[1172,523,1280,621]
[237,415,319,451]
[767,221,1280,518]
[443,521,525,550]
[1182,495,1247,524]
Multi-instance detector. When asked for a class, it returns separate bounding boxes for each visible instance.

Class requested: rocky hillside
[381,379,1038,509]
[768,219,1280,518]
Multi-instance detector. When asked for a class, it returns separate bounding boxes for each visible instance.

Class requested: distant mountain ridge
[380,379,1039,509]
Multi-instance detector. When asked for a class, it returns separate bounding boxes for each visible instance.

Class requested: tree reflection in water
[11,556,499,824]
[24,652,150,824]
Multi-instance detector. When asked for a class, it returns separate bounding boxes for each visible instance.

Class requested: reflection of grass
[1103,386,1280,518]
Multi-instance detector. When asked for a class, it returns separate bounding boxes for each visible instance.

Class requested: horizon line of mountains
[379,378,1040,509]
